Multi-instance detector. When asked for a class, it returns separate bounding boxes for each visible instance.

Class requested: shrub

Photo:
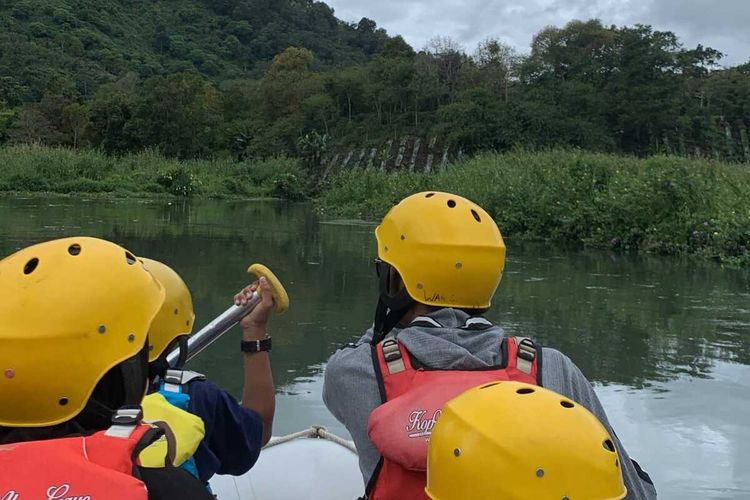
[156,166,199,196]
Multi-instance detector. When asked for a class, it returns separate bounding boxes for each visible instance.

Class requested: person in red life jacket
[0,237,214,500]
[322,192,657,500]
[138,258,279,483]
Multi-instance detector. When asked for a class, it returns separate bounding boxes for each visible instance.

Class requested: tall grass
[320,150,750,265]
[0,144,308,199]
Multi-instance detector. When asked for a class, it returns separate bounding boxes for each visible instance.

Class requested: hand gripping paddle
[166,264,289,366]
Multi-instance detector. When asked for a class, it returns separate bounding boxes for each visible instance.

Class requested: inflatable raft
[208,426,362,500]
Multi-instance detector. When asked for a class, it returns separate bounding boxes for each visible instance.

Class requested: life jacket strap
[162,369,206,393]
[409,316,443,328]
[513,337,537,375]
[105,405,143,438]
[381,338,405,374]
[461,317,493,330]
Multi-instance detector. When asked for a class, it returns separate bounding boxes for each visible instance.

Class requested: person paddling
[138,258,277,484]
[323,191,657,499]
[0,237,214,500]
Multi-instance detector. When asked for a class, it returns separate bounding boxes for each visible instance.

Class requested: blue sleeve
[187,379,264,483]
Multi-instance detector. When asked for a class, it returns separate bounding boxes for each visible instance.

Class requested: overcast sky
[326,0,750,66]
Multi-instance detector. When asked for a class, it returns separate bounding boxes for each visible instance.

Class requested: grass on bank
[0,144,308,200]
[320,150,750,265]
[1,145,748,265]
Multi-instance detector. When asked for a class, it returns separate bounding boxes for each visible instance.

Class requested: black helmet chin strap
[371,289,414,345]
[75,345,149,430]
[148,336,189,383]
[371,258,416,344]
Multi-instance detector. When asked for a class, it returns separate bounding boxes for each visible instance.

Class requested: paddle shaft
[166,291,262,366]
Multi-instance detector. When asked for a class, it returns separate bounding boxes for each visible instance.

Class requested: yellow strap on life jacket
[139,392,205,467]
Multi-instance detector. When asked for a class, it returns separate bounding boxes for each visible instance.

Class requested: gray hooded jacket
[323,308,657,499]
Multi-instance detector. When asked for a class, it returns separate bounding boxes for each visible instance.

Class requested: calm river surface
[1,196,748,499]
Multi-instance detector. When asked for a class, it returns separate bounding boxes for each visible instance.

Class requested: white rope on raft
[263,425,358,454]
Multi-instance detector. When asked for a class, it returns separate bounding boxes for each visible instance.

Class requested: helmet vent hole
[516,387,535,395]
[68,244,81,256]
[447,199,456,208]
[58,397,69,406]
[400,234,405,241]
[480,382,500,389]
[425,193,435,198]
[560,400,575,408]
[471,209,481,222]
[174,308,179,315]
[23,258,39,275]
[125,252,136,265]
[186,320,191,326]
[603,439,616,452]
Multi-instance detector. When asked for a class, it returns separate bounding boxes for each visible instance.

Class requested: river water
[1,196,748,499]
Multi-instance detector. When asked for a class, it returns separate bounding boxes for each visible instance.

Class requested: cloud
[326,0,750,65]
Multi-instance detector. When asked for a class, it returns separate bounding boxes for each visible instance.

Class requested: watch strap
[241,337,272,353]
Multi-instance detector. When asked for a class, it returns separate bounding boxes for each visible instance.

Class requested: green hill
[0,5,748,164]
[0,0,388,101]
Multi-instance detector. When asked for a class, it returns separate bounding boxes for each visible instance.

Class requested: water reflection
[597,361,750,499]
[1,196,749,498]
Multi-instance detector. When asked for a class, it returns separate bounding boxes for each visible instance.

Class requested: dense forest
[0,0,749,163]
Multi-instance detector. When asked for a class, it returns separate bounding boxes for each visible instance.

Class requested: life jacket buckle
[517,338,536,362]
[111,405,143,426]
[382,339,402,363]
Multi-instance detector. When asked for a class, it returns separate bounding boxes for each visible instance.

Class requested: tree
[62,102,89,148]
[132,72,222,158]
[261,47,320,119]
[473,39,518,101]
[424,36,468,104]
[88,73,140,153]
[327,66,365,123]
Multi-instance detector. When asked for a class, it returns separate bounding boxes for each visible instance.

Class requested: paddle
[165,263,290,367]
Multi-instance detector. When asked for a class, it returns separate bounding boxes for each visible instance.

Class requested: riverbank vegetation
[321,151,750,265]
[1,145,747,264]
[0,144,307,199]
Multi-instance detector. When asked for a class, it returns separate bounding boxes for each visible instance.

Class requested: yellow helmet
[426,382,627,500]
[0,237,165,427]
[139,258,195,364]
[375,192,505,310]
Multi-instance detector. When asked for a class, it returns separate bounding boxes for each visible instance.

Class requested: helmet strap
[372,293,414,345]
[148,336,189,382]
[119,345,149,407]
[176,336,189,368]
[372,261,415,344]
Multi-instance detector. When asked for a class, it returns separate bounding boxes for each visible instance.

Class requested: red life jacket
[366,328,540,500]
[0,407,167,500]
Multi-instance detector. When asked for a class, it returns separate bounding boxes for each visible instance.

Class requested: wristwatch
[241,337,272,353]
